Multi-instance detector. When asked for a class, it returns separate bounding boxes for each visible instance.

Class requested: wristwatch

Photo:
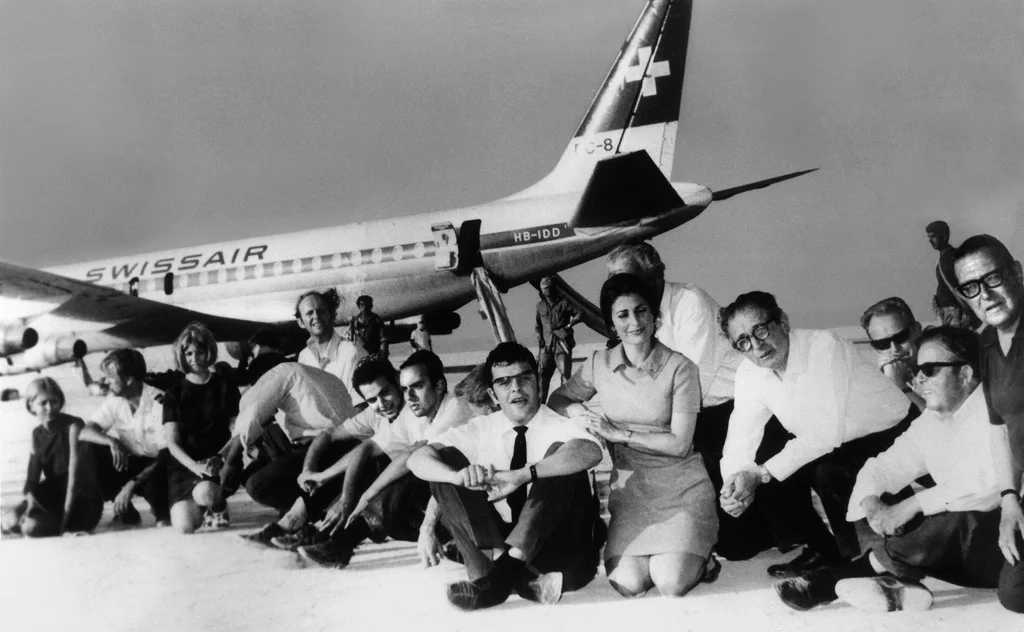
[757,465,773,484]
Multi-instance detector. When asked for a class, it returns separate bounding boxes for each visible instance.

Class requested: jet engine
[0,325,39,357]
[19,335,88,370]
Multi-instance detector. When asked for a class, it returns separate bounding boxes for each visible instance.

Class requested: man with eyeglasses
[408,342,604,611]
[775,326,1014,612]
[717,291,916,580]
[859,297,925,410]
[952,233,1024,613]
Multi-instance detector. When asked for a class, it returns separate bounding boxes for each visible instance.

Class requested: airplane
[0,0,814,376]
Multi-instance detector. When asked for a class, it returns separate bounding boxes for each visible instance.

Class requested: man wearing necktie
[409,342,605,611]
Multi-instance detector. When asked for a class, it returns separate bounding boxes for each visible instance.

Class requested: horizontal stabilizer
[711,168,818,202]
[529,274,612,340]
[569,151,683,229]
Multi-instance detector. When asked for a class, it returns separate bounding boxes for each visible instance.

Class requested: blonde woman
[163,322,240,533]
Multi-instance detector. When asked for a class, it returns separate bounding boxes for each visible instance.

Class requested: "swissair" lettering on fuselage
[84,245,268,282]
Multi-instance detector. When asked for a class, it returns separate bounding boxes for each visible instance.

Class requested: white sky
[1,0,1021,347]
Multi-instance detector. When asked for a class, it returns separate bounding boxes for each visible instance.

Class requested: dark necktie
[508,426,529,524]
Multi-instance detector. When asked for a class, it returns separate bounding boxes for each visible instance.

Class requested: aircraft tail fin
[514,0,692,198]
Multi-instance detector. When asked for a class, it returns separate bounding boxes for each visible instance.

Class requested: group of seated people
[2,233,1022,616]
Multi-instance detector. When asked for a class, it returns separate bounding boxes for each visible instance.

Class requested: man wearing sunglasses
[953,233,1024,613]
[860,297,925,410]
[717,292,916,580]
[409,342,604,611]
[775,327,1013,612]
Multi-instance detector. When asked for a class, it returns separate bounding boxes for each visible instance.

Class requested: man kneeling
[408,342,604,611]
[775,327,1010,612]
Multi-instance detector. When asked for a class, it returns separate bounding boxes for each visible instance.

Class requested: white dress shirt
[235,363,358,449]
[297,330,368,403]
[657,281,742,407]
[89,384,167,457]
[432,404,598,523]
[847,387,1000,521]
[342,393,474,459]
[721,329,910,481]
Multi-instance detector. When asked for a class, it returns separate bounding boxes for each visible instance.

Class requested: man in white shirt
[294,289,368,403]
[79,349,170,526]
[606,241,780,559]
[859,297,925,410]
[775,327,1008,612]
[292,352,474,568]
[234,356,360,545]
[718,292,916,579]
[408,342,604,611]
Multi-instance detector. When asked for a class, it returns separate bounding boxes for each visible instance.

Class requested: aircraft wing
[0,259,280,348]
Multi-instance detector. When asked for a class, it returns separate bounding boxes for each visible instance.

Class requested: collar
[306,330,340,351]
[981,313,1024,348]
[609,341,671,377]
[780,329,809,376]
[496,403,551,435]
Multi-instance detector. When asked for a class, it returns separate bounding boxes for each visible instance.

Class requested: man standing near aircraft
[535,277,580,403]
[411,320,433,353]
[926,221,972,328]
[79,349,170,526]
[348,294,389,360]
[295,289,367,403]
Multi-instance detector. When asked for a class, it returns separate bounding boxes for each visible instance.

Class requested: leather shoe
[767,546,841,578]
[515,572,563,605]
[773,568,839,611]
[835,576,933,612]
[447,576,512,611]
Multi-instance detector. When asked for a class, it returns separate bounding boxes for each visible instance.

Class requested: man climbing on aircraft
[535,277,580,403]
[295,288,367,403]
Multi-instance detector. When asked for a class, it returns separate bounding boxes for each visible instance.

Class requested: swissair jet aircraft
[0,0,813,376]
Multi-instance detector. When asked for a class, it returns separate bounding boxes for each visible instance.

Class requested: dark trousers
[693,402,783,559]
[538,346,572,403]
[302,442,386,546]
[244,424,316,514]
[430,445,602,591]
[757,407,918,559]
[856,506,1024,612]
[88,444,170,522]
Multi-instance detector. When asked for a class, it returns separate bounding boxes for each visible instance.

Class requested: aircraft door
[431,222,459,271]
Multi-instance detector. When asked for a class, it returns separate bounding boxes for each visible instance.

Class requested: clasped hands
[452,464,528,502]
[861,495,918,537]
[568,404,628,444]
[719,470,762,518]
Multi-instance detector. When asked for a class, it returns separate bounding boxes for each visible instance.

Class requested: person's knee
[653,569,701,597]
[608,575,650,598]
[607,564,652,598]
[170,502,201,534]
[20,517,53,538]
[998,576,1024,613]
[192,481,222,507]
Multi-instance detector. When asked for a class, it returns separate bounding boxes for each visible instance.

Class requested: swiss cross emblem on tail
[623,46,670,97]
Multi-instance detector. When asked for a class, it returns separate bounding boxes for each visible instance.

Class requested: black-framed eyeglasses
[911,361,968,378]
[868,326,913,351]
[491,370,537,390]
[731,316,779,352]
[957,266,1008,299]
